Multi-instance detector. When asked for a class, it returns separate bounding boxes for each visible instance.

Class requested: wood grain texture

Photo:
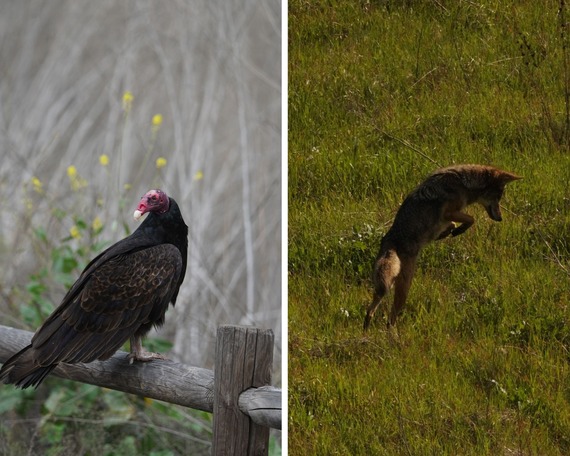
[0,325,280,429]
[238,386,281,430]
[211,325,274,456]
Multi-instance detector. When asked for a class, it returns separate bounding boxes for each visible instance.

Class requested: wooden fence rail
[0,324,281,455]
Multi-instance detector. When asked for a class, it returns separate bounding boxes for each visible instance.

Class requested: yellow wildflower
[152,114,163,127]
[92,216,103,232]
[193,170,204,181]
[99,154,109,166]
[66,165,87,191]
[70,225,81,239]
[31,177,43,194]
[156,157,167,169]
[124,183,132,191]
[122,91,134,111]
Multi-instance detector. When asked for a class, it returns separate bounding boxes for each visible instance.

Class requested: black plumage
[0,189,188,388]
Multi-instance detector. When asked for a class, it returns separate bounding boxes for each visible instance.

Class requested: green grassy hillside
[289,1,570,454]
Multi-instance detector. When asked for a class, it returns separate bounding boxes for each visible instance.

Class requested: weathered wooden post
[212,325,274,456]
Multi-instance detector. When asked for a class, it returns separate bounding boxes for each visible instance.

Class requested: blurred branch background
[0,0,281,379]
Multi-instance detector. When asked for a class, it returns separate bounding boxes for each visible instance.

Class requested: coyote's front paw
[437,223,455,240]
[451,223,470,237]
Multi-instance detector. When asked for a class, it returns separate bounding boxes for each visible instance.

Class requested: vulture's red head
[134,189,170,221]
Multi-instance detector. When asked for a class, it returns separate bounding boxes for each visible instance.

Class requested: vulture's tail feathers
[0,345,57,389]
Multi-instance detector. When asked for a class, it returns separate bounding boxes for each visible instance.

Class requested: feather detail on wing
[29,244,182,365]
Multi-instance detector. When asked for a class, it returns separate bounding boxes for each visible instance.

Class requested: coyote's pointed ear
[499,170,522,184]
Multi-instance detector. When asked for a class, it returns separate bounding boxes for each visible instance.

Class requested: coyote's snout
[364,164,521,330]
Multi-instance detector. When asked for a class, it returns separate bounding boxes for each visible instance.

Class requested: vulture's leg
[127,336,167,364]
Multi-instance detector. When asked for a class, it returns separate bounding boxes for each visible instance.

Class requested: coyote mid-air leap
[364,164,521,330]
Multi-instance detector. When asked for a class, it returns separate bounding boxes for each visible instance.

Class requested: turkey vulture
[0,189,188,388]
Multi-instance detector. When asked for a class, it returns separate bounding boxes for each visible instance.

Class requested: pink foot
[128,336,168,364]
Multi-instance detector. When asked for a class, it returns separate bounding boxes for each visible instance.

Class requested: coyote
[363,164,521,330]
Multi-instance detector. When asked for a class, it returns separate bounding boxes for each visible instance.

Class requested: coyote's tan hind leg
[364,249,400,330]
[388,257,416,326]
[364,292,382,330]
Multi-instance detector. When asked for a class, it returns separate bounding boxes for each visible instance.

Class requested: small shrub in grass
[335,224,383,280]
